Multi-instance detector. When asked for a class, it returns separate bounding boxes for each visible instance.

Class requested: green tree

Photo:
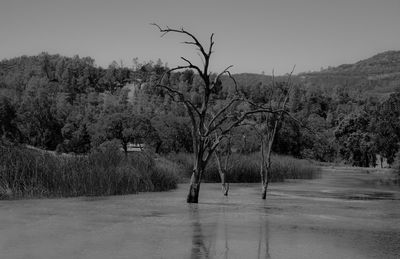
[335,112,376,167]
[94,111,159,155]
[371,93,400,165]
[17,80,63,150]
[0,96,19,141]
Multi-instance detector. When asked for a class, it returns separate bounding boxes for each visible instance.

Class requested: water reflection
[188,203,271,258]
[257,210,271,259]
[189,205,210,258]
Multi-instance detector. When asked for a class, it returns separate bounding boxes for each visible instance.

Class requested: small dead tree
[152,24,282,203]
[248,69,297,199]
[213,136,232,196]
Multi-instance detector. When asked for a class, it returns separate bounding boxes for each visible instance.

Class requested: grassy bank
[0,143,179,199]
[167,152,320,183]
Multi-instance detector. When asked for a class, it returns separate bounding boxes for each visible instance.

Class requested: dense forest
[1,51,400,168]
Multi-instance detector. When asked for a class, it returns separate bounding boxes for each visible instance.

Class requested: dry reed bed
[0,143,178,199]
[167,152,320,183]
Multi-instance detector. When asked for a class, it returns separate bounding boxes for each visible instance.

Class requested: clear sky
[0,0,399,74]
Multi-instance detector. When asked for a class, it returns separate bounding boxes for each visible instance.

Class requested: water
[0,168,399,258]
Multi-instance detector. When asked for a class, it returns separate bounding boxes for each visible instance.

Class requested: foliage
[93,111,159,153]
[151,115,193,153]
[0,96,19,141]
[335,111,376,167]
[371,93,400,164]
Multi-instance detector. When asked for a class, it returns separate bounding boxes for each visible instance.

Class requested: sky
[0,0,399,74]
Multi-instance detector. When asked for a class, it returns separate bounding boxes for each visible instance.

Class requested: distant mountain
[296,51,400,98]
[318,51,400,76]
[225,51,400,97]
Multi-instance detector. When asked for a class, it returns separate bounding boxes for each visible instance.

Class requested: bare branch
[180,57,204,77]
[280,110,318,136]
[212,65,233,86]
[197,52,205,66]
[277,65,296,108]
[204,134,228,165]
[205,96,242,135]
[152,23,208,58]
[157,83,201,117]
[210,66,239,98]
[151,23,163,32]
[270,68,275,109]
[218,107,284,137]
[156,65,202,117]
[287,65,296,87]
[226,71,239,94]
[278,65,296,116]
[208,33,215,56]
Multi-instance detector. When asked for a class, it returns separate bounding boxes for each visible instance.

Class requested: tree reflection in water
[258,213,271,259]
[189,205,210,259]
[189,203,271,258]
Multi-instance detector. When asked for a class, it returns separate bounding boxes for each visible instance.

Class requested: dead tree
[152,24,282,203]
[248,69,296,199]
[213,136,231,196]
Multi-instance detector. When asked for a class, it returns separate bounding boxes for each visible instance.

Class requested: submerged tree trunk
[221,173,229,196]
[187,171,201,203]
[187,155,204,203]
[260,140,266,199]
[219,166,229,196]
[261,166,270,200]
[214,151,229,196]
[260,140,272,200]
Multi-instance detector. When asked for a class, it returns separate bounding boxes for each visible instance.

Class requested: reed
[0,143,178,199]
[166,152,320,183]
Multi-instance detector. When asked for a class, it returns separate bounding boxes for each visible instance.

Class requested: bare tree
[152,24,283,203]
[213,136,231,196]
[247,69,298,199]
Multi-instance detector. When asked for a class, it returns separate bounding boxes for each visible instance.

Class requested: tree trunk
[214,151,229,196]
[260,140,271,200]
[220,172,229,196]
[187,166,203,203]
[261,167,269,200]
[122,142,128,157]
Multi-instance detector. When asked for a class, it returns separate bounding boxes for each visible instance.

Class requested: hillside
[322,51,400,75]
[298,51,400,98]
[218,51,399,99]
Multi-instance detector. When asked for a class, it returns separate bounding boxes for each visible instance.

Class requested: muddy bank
[0,168,399,258]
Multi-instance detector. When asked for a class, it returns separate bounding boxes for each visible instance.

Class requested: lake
[0,168,399,258]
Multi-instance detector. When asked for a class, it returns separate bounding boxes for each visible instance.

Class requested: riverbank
[1,167,399,258]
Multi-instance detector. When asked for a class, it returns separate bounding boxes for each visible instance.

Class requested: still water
[0,168,399,258]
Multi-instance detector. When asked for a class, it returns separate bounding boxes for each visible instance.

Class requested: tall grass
[165,152,194,178]
[166,152,320,183]
[0,143,179,199]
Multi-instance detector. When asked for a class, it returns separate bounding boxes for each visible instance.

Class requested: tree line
[1,47,400,169]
